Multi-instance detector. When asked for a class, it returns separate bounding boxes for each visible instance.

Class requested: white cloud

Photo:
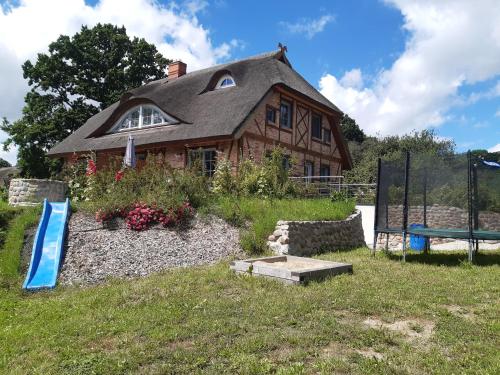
[319,0,500,136]
[488,143,500,152]
[340,69,364,90]
[280,14,334,39]
[0,0,240,165]
[495,109,500,117]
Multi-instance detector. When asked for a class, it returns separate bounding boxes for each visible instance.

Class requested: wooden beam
[244,131,342,163]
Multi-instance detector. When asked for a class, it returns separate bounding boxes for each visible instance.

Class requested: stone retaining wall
[8,179,68,206]
[267,210,365,256]
[381,205,500,231]
[376,205,500,249]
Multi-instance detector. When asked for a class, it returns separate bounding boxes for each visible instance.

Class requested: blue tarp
[482,160,500,169]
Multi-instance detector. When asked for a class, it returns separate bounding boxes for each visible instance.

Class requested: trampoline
[373,152,500,261]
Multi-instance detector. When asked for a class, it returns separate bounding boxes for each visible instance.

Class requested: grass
[0,205,40,287]
[209,197,355,253]
[1,248,499,374]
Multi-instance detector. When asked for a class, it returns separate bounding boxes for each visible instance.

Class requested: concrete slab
[230,255,353,284]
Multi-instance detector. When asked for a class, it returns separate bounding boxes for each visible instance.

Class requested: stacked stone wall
[376,205,500,249]
[9,179,67,206]
[268,210,365,256]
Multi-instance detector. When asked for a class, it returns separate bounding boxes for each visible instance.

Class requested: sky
[0,0,499,165]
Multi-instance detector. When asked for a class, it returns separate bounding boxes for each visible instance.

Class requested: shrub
[58,152,95,201]
[212,156,236,195]
[84,154,201,210]
[213,147,300,199]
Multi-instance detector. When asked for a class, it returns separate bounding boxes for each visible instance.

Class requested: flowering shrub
[95,201,194,231]
[86,159,96,176]
[125,203,156,231]
[126,202,194,231]
[58,152,96,202]
[115,169,124,182]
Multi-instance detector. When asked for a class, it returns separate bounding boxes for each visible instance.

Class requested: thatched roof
[48,50,349,166]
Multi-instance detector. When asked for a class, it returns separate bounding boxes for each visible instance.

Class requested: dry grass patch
[442,304,476,321]
[363,317,435,343]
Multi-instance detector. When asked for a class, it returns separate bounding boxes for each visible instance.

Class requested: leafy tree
[471,149,500,162]
[2,23,170,178]
[0,158,11,168]
[340,113,366,143]
[344,129,455,183]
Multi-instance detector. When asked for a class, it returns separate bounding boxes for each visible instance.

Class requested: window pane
[153,110,165,124]
[282,155,291,171]
[280,101,291,128]
[320,164,330,182]
[142,107,152,126]
[312,114,322,139]
[323,128,331,143]
[119,115,130,129]
[130,110,140,128]
[266,108,275,123]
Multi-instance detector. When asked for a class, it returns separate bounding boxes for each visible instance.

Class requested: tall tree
[340,113,366,143]
[0,158,11,168]
[344,129,455,183]
[2,24,170,178]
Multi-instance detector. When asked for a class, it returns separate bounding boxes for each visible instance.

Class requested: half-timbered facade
[48,49,352,177]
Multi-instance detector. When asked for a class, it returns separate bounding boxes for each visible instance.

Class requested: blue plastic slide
[23,198,70,290]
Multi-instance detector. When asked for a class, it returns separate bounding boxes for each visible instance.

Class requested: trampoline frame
[372,151,500,262]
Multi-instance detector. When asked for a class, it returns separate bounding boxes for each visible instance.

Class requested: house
[48,48,352,179]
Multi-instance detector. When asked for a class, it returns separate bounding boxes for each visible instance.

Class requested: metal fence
[290,176,376,203]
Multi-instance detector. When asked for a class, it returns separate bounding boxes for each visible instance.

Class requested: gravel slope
[59,212,243,285]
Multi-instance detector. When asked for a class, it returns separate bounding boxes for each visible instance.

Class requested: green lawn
[0,205,40,287]
[1,249,499,374]
[209,197,355,253]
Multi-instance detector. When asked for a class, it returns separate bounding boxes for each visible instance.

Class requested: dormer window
[110,104,177,133]
[215,74,235,89]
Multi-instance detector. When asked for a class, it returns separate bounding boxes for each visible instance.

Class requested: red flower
[86,159,96,176]
[115,170,124,182]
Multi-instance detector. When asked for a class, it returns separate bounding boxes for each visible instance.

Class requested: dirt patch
[363,317,434,342]
[321,341,350,358]
[321,341,384,362]
[19,227,36,275]
[355,348,384,360]
[166,339,195,351]
[442,305,475,321]
[268,345,295,361]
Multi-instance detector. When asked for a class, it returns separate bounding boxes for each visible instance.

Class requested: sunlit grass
[210,196,355,253]
[0,249,498,374]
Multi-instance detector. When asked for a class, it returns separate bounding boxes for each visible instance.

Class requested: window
[323,128,331,143]
[266,106,276,124]
[111,104,177,132]
[282,154,291,171]
[304,161,314,183]
[188,149,217,177]
[312,113,322,139]
[280,100,292,129]
[320,164,331,182]
[215,74,235,89]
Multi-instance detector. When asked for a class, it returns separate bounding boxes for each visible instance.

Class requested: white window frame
[215,74,236,89]
[187,148,217,177]
[109,104,178,133]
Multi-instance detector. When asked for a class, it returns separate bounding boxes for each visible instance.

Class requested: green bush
[81,153,209,220]
[212,147,299,199]
[58,153,94,201]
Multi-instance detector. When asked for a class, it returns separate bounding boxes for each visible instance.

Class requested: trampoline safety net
[375,152,500,241]
[375,159,406,233]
